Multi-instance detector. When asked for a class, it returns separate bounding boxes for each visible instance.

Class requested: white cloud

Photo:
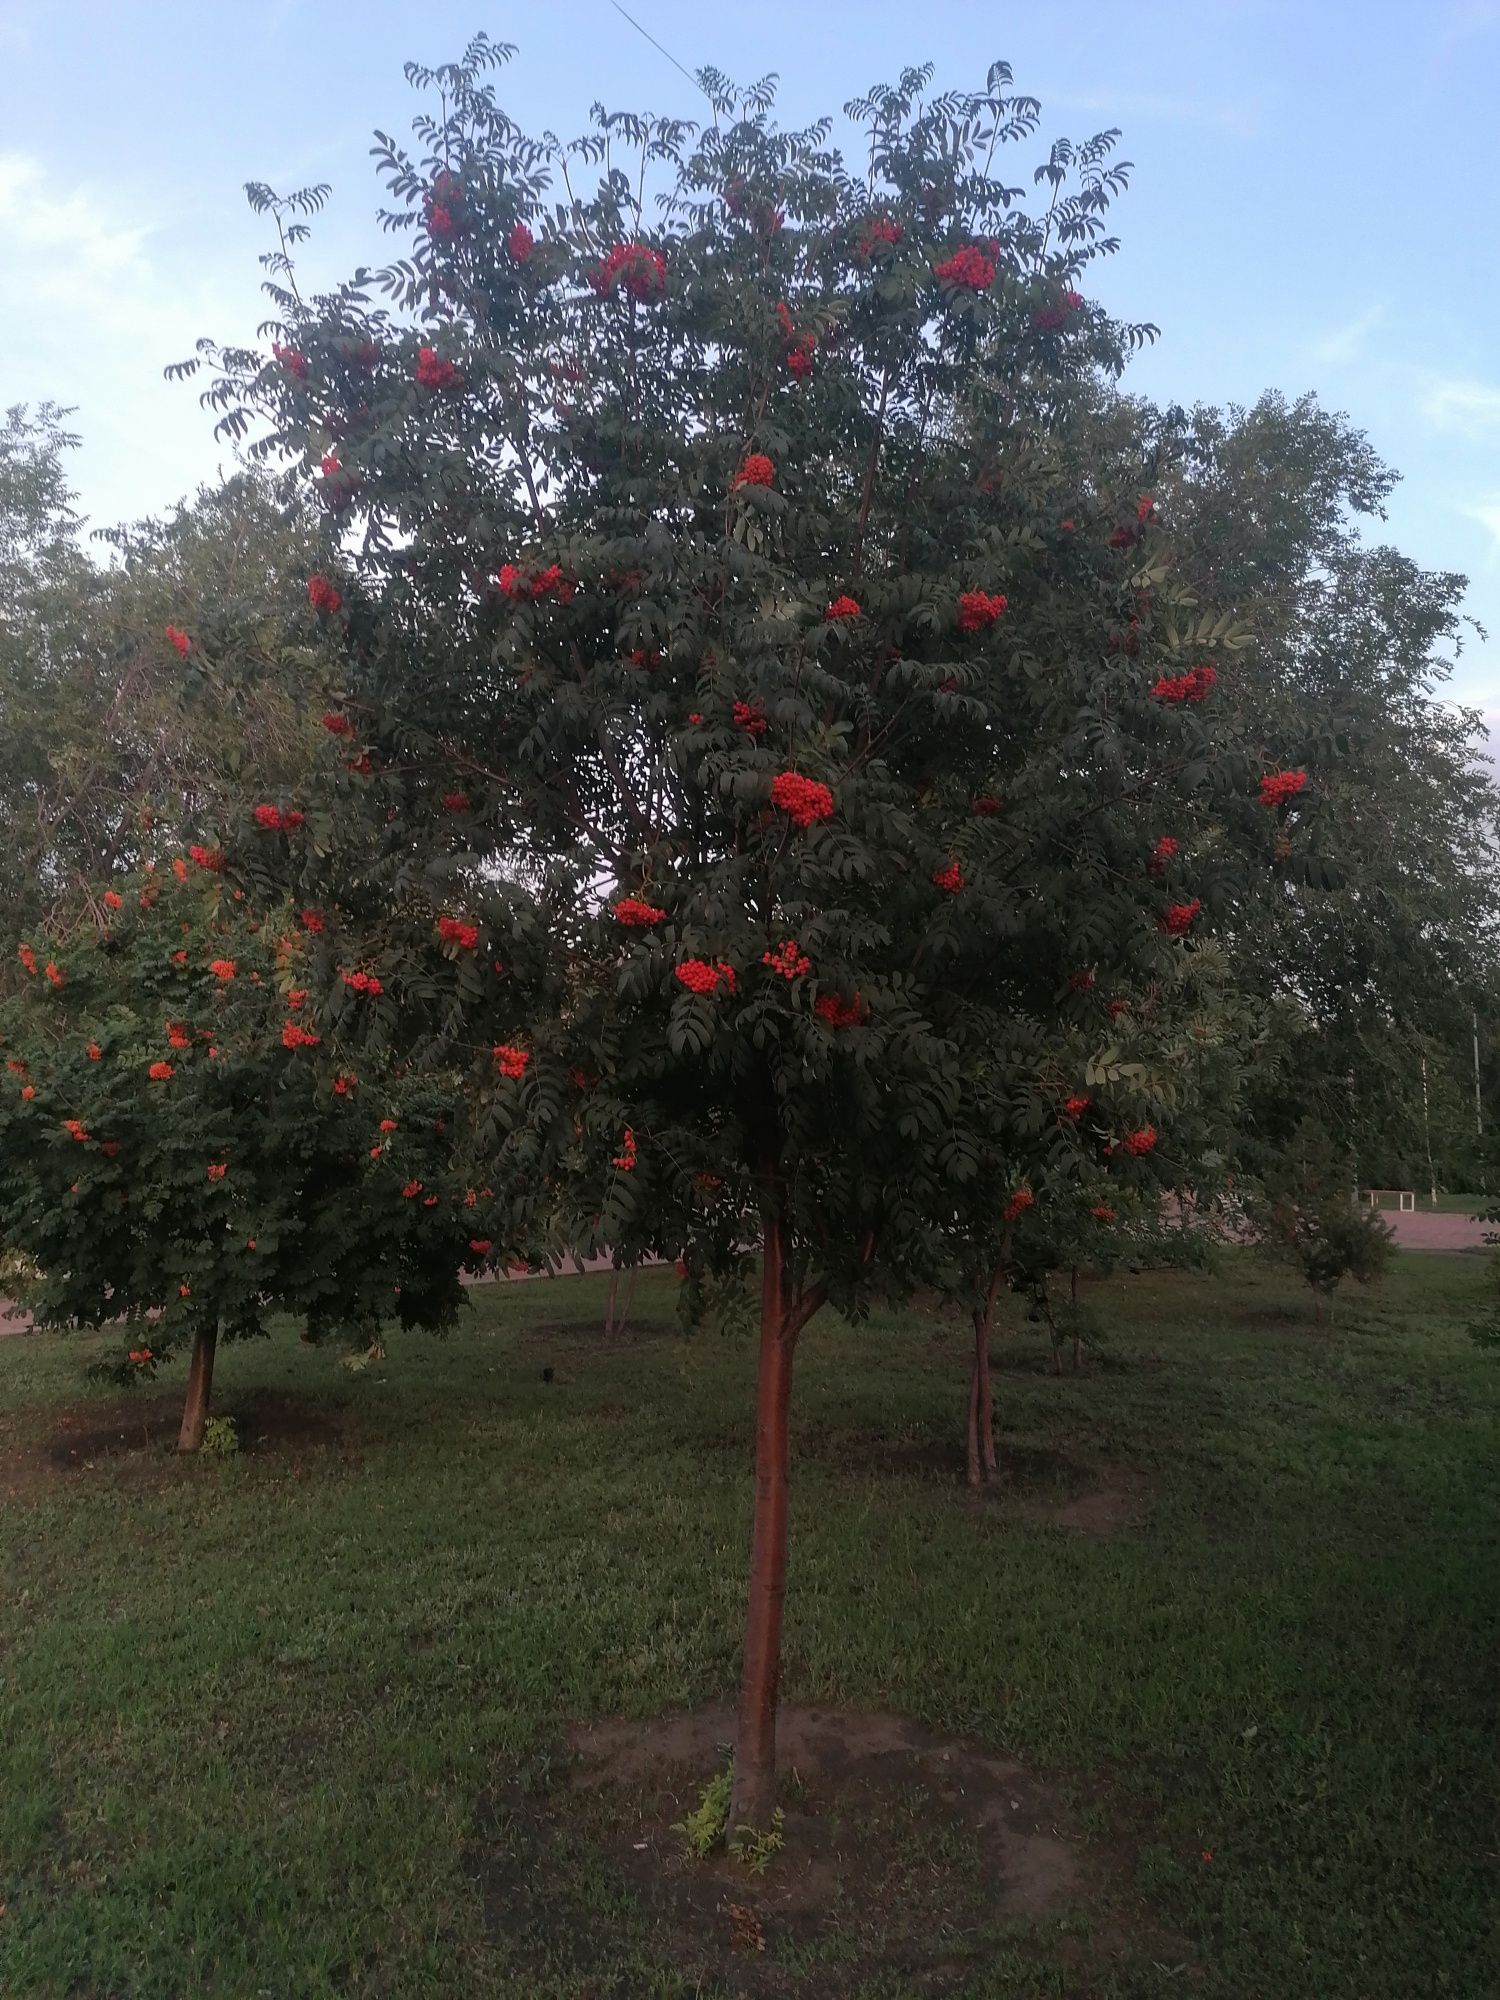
[1046,88,1259,138]
[1307,302,1387,367]
[0,153,255,533]
[1464,498,1500,566]
[1423,377,1500,434]
[0,154,154,291]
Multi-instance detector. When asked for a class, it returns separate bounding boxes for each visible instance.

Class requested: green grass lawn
[1,1251,1496,1998]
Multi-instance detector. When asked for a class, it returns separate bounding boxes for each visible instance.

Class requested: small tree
[942,942,1257,1479]
[1256,1117,1392,1321]
[0,859,470,1447]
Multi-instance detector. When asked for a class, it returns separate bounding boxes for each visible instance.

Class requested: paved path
[1379,1209,1492,1252]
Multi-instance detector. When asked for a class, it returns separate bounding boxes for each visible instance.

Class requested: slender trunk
[974,1305,997,1476]
[1070,1265,1079,1308]
[1048,1285,1063,1373]
[966,1330,982,1490]
[730,1214,799,1834]
[965,1253,1006,1484]
[616,1267,638,1338]
[605,1267,619,1335]
[177,1323,217,1454]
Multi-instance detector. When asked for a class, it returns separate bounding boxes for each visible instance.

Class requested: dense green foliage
[0,863,471,1372]
[1099,390,1500,1189]
[172,49,1309,1313]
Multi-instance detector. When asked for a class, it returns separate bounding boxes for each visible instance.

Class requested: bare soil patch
[0,1389,354,1499]
[470,1705,1122,1995]
[803,1419,1154,1535]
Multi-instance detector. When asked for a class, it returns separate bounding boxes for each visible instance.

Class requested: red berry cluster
[499,561,575,604]
[415,347,460,390]
[814,992,864,1028]
[674,958,736,996]
[770,772,835,828]
[1151,665,1217,705]
[589,242,667,299]
[762,939,811,980]
[957,590,1007,632]
[933,244,996,290]
[857,216,903,258]
[1258,769,1308,809]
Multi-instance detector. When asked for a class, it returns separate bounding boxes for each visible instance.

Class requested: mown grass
[0,1251,1495,1997]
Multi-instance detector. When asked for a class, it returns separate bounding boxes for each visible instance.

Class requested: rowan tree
[939,938,1257,1483]
[0,857,472,1448]
[176,44,1308,1826]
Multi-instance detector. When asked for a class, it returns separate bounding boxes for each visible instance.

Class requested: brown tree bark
[976,1328,988,1488]
[965,1257,1006,1487]
[616,1267,638,1337]
[729,1210,827,1834]
[176,1323,218,1454]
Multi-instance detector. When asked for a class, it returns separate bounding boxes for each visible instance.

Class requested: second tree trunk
[177,1323,218,1454]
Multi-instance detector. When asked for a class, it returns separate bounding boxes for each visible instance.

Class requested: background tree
[0,409,332,948]
[1253,1117,1393,1322]
[0,857,471,1448]
[1080,390,1500,1192]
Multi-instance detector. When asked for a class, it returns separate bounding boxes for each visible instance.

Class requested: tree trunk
[177,1323,218,1454]
[604,1267,620,1335]
[966,1328,982,1490]
[973,1304,997,1477]
[965,1255,1006,1486]
[615,1267,638,1337]
[729,1213,803,1834]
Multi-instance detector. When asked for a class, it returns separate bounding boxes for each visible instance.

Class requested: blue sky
[3,0,1497,720]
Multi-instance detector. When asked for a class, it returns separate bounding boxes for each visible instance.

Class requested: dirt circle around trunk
[0,1389,355,1500]
[472,1704,1124,1994]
